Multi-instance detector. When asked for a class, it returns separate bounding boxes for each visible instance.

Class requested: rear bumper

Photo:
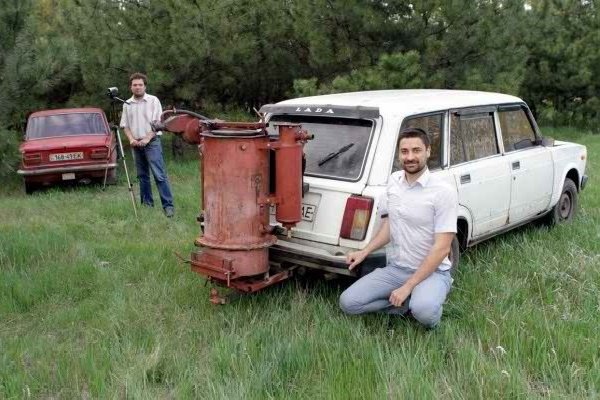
[269,238,385,277]
[17,163,117,176]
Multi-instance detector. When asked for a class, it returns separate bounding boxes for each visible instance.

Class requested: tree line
[1,0,599,178]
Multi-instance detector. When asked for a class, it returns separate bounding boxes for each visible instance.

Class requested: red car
[18,108,118,193]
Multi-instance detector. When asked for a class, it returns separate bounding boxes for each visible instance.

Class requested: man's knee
[149,161,168,182]
[409,298,443,328]
[339,290,362,315]
[153,172,168,183]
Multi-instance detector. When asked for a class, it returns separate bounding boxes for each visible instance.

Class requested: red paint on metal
[272,124,303,229]
[198,132,273,278]
[227,269,293,292]
[158,113,313,295]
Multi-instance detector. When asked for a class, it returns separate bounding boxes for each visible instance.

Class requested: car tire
[449,235,460,272]
[105,169,118,185]
[24,181,37,195]
[545,178,578,226]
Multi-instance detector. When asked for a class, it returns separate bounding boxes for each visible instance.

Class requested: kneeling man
[339,128,458,328]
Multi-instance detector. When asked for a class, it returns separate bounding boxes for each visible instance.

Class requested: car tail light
[340,195,374,240]
[90,147,109,159]
[23,153,42,165]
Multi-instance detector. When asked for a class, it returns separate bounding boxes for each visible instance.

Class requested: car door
[498,105,553,224]
[449,108,512,237]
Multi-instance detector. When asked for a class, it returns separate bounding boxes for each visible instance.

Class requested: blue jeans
[339,265,453,328]
[133,138,174,210]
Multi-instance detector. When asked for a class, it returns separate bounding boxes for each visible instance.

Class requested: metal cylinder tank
[274,124,304,229]
[193,131,275,279]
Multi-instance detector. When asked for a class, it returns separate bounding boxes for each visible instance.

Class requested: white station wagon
[261,90,588,276]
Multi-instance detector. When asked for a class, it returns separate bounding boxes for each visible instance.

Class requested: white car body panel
[450,155,512,237]
[505,147,554,223]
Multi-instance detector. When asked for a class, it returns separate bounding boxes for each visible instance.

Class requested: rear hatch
[266,111,377,245]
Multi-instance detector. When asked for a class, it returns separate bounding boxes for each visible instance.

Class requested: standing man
[120,72,175,217]
[339,128,458,328]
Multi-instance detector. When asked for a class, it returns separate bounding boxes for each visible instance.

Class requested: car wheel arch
[456,205,473,247]
[565,168,580,192]
[456,218,469,251]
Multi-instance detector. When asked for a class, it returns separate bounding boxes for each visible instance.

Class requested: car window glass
[393,114,443,172]
[26,113,108,139]
[268,115,373,181]
[499,108,536,151]
[450,112,498,165]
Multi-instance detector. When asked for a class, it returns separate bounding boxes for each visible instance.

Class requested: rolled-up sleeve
[377,188,389,218]
[434,185,458,233]
[119,105,129,129]
[152,97,163,135]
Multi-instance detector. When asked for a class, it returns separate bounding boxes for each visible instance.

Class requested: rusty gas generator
[153,109,313,302]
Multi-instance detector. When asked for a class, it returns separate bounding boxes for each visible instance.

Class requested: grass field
[1,128,599,399]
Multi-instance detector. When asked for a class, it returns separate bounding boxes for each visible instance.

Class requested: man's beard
[403,162,426,175]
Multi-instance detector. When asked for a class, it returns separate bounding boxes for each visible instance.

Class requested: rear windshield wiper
[318,143,355,166]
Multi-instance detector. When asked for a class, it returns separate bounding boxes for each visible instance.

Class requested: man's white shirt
[379,169,458,271]
[120,93,163,139]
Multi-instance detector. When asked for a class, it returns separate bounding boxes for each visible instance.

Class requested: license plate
[62,173,75,180]
[269,204,317,222]
[50,152,83,162]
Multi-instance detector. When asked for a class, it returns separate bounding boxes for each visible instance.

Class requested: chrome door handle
[512,161,520,170]
[460,174,471,184]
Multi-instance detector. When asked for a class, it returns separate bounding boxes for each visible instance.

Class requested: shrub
[0,128,21,182]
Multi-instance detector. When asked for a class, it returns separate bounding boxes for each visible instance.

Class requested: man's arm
[139,96,162,145]
[389,232,454,307]
[346,218,390,270]
[138,129,156,146]
[120,106,140,147]
[123,127,140,147]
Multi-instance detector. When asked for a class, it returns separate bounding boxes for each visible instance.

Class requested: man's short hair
[129,72,148,86]
[398,127,430,148]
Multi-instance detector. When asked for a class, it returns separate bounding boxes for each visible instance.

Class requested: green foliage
[294,51,425,96]
[521,0,600,131]
[0,128,21,182]
[294,1,529,98]
[0,0,599,136]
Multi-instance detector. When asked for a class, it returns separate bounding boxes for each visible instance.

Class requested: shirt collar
[128,93,149,103]
[400,168,431,188]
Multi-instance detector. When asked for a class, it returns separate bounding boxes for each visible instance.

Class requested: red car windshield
[26,113,108,139]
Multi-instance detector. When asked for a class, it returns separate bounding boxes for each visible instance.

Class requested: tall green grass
[1,131,599,399]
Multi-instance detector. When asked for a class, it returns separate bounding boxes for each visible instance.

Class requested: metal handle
[460,174,471,184]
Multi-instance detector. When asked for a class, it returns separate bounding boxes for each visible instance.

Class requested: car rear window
[268,115,374,181]
[26,113,108,139]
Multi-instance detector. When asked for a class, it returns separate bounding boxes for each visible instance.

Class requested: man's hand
[389,285,412,307]
[138,137,151,146]
[129,138,140,147]
[346,249,369,271]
